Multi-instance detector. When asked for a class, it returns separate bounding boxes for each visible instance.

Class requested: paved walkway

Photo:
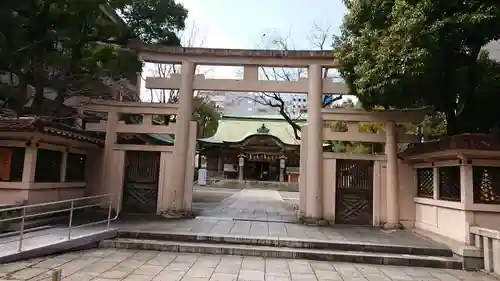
[194,189,297,222]
[0,248,496,281]
[192,187,240,214]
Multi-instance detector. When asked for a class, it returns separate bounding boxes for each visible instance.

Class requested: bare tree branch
[245,24,341,140]
[147,22,211,104]
[142,24,222,136]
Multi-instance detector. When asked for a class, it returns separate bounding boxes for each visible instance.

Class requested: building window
[473,166,500,204]
[438,166,461,202]
[417,168,433,198]
[35,149,62,182]
[65,153,87,182]
[0,147,25,182]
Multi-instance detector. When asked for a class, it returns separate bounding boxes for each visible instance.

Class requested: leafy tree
[193,96,221,138]
[116,0,186,45]
[419,113,447,140]
[334,0,500,135]
[0,0,187,117]
[326,100,387,154]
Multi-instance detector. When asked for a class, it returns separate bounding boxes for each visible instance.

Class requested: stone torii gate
[133,44,345,216]
[88,43,427,228]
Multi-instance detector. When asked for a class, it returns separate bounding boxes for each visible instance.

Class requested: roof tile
[400,134,500,157]
[0,117,103,144]
[199,117,302,145]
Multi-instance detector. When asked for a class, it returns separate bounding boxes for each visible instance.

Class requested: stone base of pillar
[299,216,329,226]
[383,222,403,229]
[160,210,195,219]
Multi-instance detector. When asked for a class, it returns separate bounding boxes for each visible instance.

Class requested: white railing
[470,226,500,276]
[0,194,119,252]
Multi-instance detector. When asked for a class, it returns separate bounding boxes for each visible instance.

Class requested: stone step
[117,231,454,258]
[100,238,463,269]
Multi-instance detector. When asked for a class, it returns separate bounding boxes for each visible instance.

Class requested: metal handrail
[0,193,111,214]
[0,193,120,252]
[0,203,103,223]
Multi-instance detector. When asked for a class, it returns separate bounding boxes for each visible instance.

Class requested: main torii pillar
[304,64,324,222]
[165,61,195,212]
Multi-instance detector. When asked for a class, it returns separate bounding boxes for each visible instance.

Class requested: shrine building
[198,116,303,183]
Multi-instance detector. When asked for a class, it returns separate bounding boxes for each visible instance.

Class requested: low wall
[0,189,28,205]
[0,182,87,206]
[0,141,99,206]
[411,159,500,243]
[26,183,86,205]
[414,199,500,243]
[414,199,470,242]
[473,211,500,232]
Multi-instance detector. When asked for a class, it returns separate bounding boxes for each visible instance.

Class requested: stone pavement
[194,189,297,222]
[0,248,496,281]
[192,187,240,214]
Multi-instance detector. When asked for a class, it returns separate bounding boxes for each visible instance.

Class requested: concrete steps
[99,231,463,269]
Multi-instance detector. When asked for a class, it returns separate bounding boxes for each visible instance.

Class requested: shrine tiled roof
[399,134,500,157]
[199,116,303,146]
[0,117,103,144]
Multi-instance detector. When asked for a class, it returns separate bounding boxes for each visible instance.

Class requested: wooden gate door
[122,151,161,214]
[335,159,374,225]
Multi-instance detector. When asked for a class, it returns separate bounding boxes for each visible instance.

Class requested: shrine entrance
[244,154,280,181]
[334,159,374,225]
[122,151,161,214]
[89,43,428,226]
[200,121,299,183]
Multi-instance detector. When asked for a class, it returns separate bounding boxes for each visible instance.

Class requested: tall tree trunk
[32,67,45,115]
[51,43,84,118]
[445,109,458,136]
[456,48,481,134]
[14,72,29,115]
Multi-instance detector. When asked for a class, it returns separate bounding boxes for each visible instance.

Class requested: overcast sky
[141,0,348,101]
